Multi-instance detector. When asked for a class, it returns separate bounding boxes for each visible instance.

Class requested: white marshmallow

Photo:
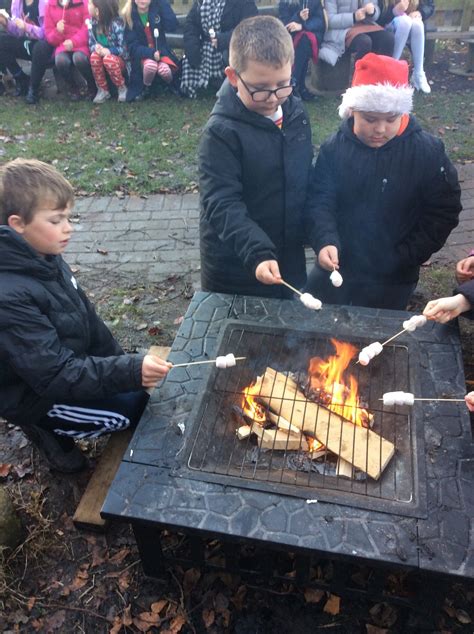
[365,346,376,360]
[225,353,236,367]
[413,315,427,328]
[383,391,415,406]
[358,351,371,366]
[402,318,417,332]
[215,356,227,369]
[368,341,383,356]
[300,293,322,310]
[330,270,343,287]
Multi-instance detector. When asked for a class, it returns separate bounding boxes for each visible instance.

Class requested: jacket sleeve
[0,299,144,402]
[160,0,178,32]
[397,142,462,268]
[69,0,89,50]
[303,142,342,255]
[199,122,279,274]
[44,4,64,46]
[279,1,300,25]
[183,1,202,68]
[326,0,354,29]
[217,0,258,53]
[455,280,474,320]
[8,0,45,39]
[305,0,326,43]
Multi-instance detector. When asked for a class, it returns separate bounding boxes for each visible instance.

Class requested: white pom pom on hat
[338,53,414,119]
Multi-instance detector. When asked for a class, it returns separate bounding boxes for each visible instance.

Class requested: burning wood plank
[267,411,301,436]
[251,424,309,452]
[253,368,394,480]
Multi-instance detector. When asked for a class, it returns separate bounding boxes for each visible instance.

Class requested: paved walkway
[67,163,474,284]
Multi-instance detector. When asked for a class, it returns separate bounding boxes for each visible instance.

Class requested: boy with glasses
[198,15,316,298]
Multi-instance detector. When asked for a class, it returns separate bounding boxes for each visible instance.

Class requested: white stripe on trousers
[47,404,130,439]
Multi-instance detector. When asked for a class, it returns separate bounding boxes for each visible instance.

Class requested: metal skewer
[379,397,465,403]
[355,327,409,364]
[280,279,302,297]
[171,356,246,368]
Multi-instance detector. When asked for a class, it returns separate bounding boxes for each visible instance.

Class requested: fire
[242,382,267,423]
[308,338,369,427]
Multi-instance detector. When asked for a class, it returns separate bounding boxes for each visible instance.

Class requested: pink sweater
[44,0,89,57]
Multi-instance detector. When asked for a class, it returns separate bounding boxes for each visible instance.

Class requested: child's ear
[7,215,26,234]
[225,66,238,88]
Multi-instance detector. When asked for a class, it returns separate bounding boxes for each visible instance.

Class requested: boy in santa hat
[304,52,462,309]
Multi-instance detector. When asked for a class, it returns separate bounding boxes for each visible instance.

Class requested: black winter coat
[456,279,474,320]
[279,0,327,46]
[306,116,462,285]
[125,0,179,101]
[183,0,258,69]
[199,80,314,298]
[0,227,144,425]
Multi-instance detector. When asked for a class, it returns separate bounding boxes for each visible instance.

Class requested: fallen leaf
[455,609,471,624]
[323,593,341,615]
[69,567,89,592]
[183,567,201,593]
[304,588,324,603]
[136,323,148,331]
[109,547,130,564]
[97,248,109,255]
[151,600,167,614]
[173,315,184,325]
[118,570,130,591]
[147,326,162,336]
[162,614,187,634]
[27,596,36,611]
[0,463,12,478]
[43,609,66,631]
[13,462,33,478]
[202,608,215,628]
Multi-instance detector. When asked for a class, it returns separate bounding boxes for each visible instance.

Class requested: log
[252,424,309,452]
[253,368,394,480]
[336,457,354,479]
[236,425,251,440]
[267,410,301,436]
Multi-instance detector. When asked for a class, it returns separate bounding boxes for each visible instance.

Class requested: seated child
[199,15,315,299]
[0,159,171,473]
[305,52,462,310]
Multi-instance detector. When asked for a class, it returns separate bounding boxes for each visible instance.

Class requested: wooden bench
[424,0,474,76]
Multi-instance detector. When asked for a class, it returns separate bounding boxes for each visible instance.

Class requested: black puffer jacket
[306,116,462,285]
[0,227,144,425]
[183,0,258,69]
[199,80,314,298]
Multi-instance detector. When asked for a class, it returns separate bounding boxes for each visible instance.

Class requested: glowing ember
[242,382,267,424]
[308,338,370,427]
[307,437,325,453]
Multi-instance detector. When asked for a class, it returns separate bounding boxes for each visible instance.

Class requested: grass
[0,84,472,195]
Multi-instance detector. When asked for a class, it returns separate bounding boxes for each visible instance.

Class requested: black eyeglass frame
[235,71,295,102]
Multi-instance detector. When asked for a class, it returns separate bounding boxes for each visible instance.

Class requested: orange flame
[308,338,368,427]
[242,382,267,423]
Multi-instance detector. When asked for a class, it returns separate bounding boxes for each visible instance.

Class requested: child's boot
[13,70,29,97]
[18,422,87,473]
[117,84,127,102]
[411,70,431,94]
[25,86,39,105]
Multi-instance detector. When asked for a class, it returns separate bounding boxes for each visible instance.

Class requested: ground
[1,42,474,633]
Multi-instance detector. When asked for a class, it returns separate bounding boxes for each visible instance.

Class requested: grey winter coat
[319,0,381,65]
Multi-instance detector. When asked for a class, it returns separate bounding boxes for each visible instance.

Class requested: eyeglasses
[235,71,294,102]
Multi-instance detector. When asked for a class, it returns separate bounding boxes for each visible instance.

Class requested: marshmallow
[413,315,427,328]
[358,341,383,365]
[358,351,371,366]
[383,391,415,406]
[367,341,383,356]
[300,293,322,310]
[225,353,236,367]
[215,356,227,369]
[403,315,428,332]
[153,28,159,37]
[330,270,343,287]
[402,318,417,332]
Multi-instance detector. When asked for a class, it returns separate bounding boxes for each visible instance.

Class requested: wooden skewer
[280,279,302,297]
[378,397,465,403]
[171,356,246,368]
[356,327,409,364]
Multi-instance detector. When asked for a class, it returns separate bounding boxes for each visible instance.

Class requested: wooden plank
[73,345,171,531]
[255,368,395,480]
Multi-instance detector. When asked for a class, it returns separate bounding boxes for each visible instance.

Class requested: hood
[340,114,421,150]
[0,226,61,281]
[211,79,305,129]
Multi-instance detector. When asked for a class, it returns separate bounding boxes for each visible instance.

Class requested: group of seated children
[0,16,468,476]
[0,0,436,103]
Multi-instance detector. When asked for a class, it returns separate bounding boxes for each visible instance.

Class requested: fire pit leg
[133,524,165,577]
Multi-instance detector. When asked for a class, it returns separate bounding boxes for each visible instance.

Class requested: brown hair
[92,0,120,33]
[0,159,74,225]
[229,15,294,74]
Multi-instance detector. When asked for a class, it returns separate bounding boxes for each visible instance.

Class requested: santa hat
[338,53,414,119]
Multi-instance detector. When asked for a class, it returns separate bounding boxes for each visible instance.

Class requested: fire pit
[102,292,474,594]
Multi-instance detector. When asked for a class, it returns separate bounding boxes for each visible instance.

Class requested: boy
[199,15,315,299]
[0,159,171,473]
[305,52,462,310]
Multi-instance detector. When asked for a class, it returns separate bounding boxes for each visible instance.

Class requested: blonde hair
[0,159,74,225]
[121,0,134,29]
[229,15,294,74]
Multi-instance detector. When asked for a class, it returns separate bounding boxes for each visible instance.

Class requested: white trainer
[93,88,110,104]
[411,71,431,94]
[117,85,127,102]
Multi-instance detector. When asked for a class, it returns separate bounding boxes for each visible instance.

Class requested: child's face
[135,0,151,13]
[88,0,98,17]
[10,205,73,257]
[226,60,293,117]
[352,111,403,148]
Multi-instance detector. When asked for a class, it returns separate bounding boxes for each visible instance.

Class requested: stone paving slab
[65,164,474,284]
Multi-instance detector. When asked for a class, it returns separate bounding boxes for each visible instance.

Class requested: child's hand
[14,17,25,29]
[57,19,65,32]
[0,14,7,27]
[423,294,472,323]
[141,354,172,388]
[318,245,339,271]
[153,51,161,61]
[409,10,422,19]
[300,8,309,20]
[456,255,474,284]
[354,7,366,21]
[465,392,474,412]
[255,260,282,285]
[100,47,110,57]
[286,21,303,32]
[63,39,73,51]
[364,2,375,15]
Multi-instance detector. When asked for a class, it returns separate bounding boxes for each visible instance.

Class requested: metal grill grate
[182,322,426,517]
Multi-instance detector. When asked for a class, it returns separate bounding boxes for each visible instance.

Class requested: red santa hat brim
[338,82,414,119]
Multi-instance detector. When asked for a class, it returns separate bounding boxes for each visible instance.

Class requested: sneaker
[411,71,431,94]
[117,84,127,102]
[18,423,87,473]
[93,88,111,104]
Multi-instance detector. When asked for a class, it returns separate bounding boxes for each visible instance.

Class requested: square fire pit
[102,292,474,589]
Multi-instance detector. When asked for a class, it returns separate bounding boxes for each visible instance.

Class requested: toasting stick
[280,279,322,310]
[171,354,246,369]
[358,315,428,365]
